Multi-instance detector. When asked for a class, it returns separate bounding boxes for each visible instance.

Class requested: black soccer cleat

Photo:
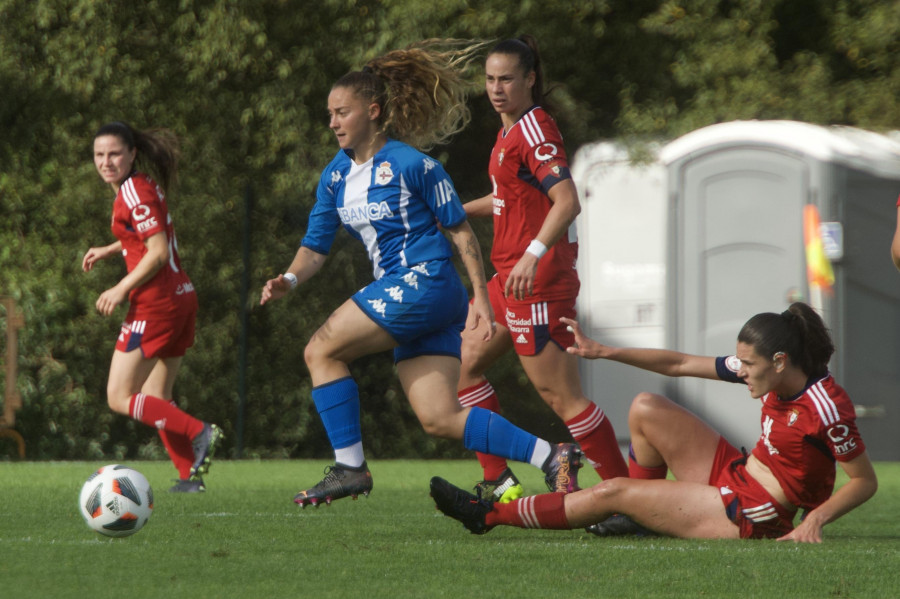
[430,476,494,535]
[190,423,223,479]
[293,462,373,507]
[542,442,583,494]
[585,513,657,537]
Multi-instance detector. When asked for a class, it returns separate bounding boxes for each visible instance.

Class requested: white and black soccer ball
[79,465,154,537]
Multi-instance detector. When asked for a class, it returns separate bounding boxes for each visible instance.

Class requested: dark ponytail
[94,122,180,196]
[737,302,834,378]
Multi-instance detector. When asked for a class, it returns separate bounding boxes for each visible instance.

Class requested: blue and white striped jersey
[302,139,466,280]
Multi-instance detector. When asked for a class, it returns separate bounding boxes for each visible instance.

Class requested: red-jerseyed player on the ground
[457,35,627,501]
[83,122,222,493]
[433,302,878,543]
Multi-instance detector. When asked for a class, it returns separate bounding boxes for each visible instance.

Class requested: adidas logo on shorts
[516,334,528,344]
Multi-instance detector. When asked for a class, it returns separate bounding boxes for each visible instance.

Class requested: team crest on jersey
[548,161,562,177]
[375,161,394,185]
[497,148,505,166]
[787,409,799,426]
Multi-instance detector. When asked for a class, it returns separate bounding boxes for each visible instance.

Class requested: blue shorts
[352,259,468,363]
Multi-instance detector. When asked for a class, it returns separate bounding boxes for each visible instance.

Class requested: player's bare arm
[503,179,580,300]
[82,240,123,272]
[446,220,495,341]
[95,233,168,316]
[561,317,719,379]
[462,193,494,218]
[260,246,328,305]
[778,452,878,543]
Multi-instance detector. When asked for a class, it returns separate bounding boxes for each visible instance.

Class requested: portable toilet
[571,142,669,438]
[573,122,900,460]
[660,120,900,458]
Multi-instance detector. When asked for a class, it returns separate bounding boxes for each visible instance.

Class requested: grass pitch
[1,460,898,599]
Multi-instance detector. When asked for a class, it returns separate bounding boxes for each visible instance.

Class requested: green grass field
[1,460,898,599]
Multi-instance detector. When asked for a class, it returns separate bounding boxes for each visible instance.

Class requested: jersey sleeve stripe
[121,178,140,209]
[520,111,546,148]
[808,382,839,425]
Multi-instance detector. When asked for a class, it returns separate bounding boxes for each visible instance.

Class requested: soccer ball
[79,465,154,537]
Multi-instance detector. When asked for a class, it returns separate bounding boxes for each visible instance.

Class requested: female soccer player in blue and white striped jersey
[261,40,581,507]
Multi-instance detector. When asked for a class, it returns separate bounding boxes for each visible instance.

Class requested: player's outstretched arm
[561,317,719,379]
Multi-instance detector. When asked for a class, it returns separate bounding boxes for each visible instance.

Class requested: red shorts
[116,305,197,359]
[487,274,575,356]
[709,438,797,539]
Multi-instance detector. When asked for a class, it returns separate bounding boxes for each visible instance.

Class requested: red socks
[157,401,196,479]
[628,445,668,479]
[129,393,204,439]
[566,403,628,480]
[487,492,570,529]
[459,381,508,480]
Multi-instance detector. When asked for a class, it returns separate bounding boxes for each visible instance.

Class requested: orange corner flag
[803,204,835,291]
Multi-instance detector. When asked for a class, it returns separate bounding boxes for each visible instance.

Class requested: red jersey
[488,106,579,301]
[110,172,195,317]
[717,357,866,511]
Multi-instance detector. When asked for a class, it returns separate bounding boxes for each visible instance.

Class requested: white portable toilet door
[674,148,810,448]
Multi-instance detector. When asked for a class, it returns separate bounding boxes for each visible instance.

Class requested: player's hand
[504,253,539,300]
[469,294,496,342]
[561,317,610,360]
[776,512,824,544]
[95,285,127,316]
[260,275,292,305]
[82,246,112,271]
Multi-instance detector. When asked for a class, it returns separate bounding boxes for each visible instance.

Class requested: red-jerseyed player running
[457,36,627,501]
[433,302,877,543]
[83,122,222,493]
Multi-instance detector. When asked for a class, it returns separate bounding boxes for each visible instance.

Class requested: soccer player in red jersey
[83,122,222,493]
[433,302,878,543]
[458,36,627,501]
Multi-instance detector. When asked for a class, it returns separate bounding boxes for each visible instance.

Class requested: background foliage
[2,0,899,460]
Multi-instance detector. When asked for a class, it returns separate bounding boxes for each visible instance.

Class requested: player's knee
[105,390,131,415]
[418,407,465,439]
[303,337,326,370]
[587,477,629,502]
[459,339,489,378]
[628,392,668,426]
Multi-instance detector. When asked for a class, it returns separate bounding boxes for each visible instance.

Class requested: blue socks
[311,377,361,450]
[463,406,538,464]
